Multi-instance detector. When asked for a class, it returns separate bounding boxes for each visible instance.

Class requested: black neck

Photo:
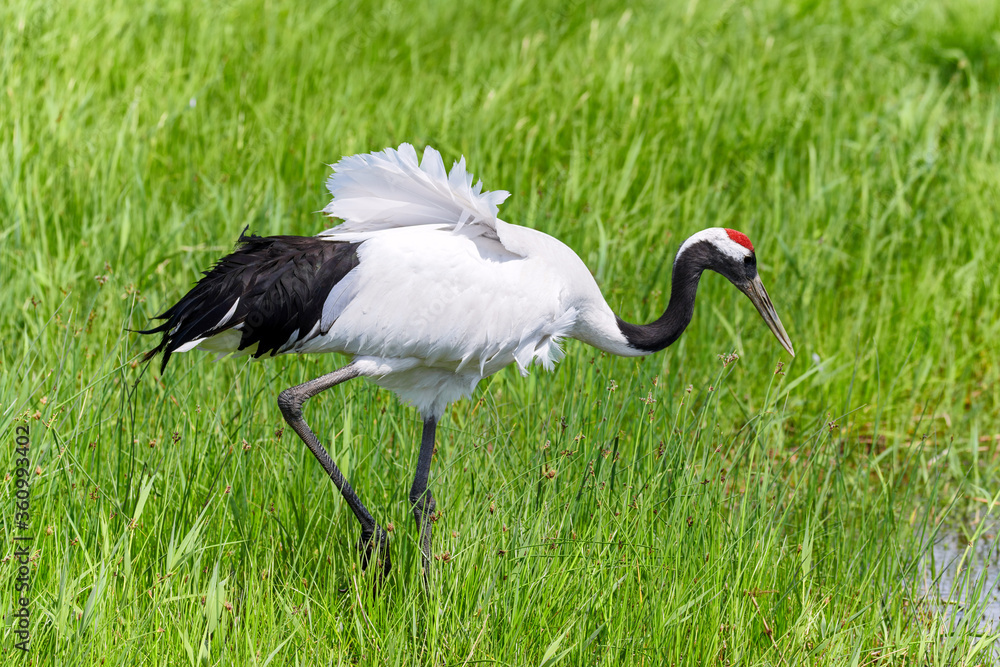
[616,246,707,353]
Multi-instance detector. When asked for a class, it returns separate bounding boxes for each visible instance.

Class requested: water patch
[916,519,1000,651]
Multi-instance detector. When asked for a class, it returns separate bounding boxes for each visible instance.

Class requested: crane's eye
[743,255,754,266]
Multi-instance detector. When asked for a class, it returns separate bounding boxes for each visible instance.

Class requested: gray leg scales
[276,363,391,580]
[409,417,438,585]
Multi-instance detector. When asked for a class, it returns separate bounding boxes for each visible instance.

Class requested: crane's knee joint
[277,389,302,418]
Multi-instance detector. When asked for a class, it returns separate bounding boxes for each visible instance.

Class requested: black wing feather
[140,231,361,372]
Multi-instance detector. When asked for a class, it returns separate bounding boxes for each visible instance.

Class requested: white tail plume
[322,144,510,234]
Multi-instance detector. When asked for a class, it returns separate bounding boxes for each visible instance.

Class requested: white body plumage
[191,144,640,418]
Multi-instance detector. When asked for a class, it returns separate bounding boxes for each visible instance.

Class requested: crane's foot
[359,526,391,585]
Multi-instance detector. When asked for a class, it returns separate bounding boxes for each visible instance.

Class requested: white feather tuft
[321,144,510,234]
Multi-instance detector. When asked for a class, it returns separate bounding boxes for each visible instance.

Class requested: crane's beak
[740,276,795,357]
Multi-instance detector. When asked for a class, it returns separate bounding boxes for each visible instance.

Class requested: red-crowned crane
[141,144,794,583]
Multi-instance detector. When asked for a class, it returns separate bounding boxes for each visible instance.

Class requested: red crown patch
[724,228,754,252]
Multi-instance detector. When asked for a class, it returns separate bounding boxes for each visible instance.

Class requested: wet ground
[916,519,1000,651]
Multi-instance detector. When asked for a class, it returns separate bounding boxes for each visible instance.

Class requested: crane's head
[676,228,795,357]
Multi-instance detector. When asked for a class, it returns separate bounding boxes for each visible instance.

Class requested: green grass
[3,0,1000,663]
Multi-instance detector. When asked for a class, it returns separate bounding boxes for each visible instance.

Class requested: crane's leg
[409,417,437,586]
[276,363,391,580]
